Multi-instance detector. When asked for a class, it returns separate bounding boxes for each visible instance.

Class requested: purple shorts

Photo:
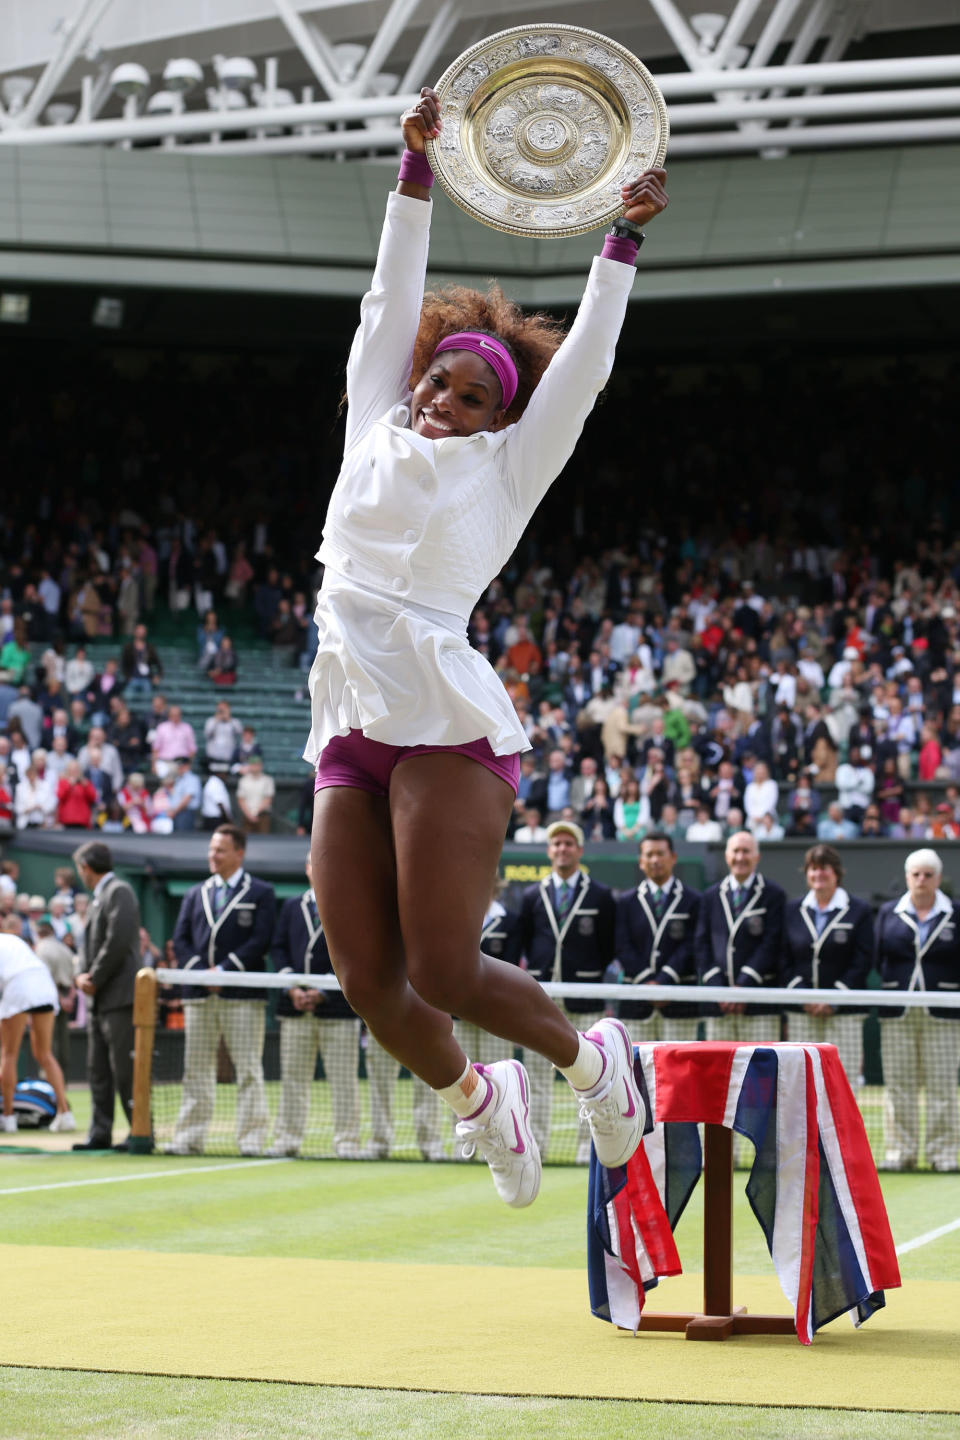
[314,729,521,798]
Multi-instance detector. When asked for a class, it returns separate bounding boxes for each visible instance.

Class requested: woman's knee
[406,941,483,1015]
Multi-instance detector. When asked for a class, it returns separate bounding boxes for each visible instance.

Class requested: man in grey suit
[71,841,142,1150]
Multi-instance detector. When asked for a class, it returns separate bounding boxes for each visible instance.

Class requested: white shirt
[201,774,232,819]
[743,776,779,823]
[304,191,635,764]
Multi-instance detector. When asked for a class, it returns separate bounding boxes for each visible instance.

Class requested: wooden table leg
[635,1122,796,1340]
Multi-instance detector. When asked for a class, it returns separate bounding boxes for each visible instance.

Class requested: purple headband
[433,332,518,411]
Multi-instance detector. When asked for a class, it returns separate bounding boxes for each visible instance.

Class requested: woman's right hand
[401,86,442,152]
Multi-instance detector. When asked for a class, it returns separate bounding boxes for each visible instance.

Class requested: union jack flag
[588,1042,901,1344]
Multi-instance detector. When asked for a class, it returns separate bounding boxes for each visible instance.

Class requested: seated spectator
[201,770,232,831]
[144,692,168,749]
[86,656,122,726]
[15,762,57,829]
[674,758,701,829]
[45,733,74,785]
[155,940,185,1030]
[743,761,779,829]
[169,755,201,832]
[569,757,599,814]
[98,798,128,833]
[0,619,30,684]
[638,749,674,824]
[754,812,785,842]
[8,730,32,785]
[231,724,263,775]
[918,723,943,782]
[928,802,960,841]
[150,778,175,834]
[82,744,114,809]
[67,697,90,754]
[685,803,723,844]
[657,803,682,843]
[209,634,237,686]
[0,766,13,832]
[817,801,859,842]
[108,701,146,774]
[118,773,153,834]
[237,754,275,835]
[204,699,242,774]
[876,755,904,828]
[56,759,98,828]
[152,703,197,781]
[579,777,616,841]
[513,806,548,844]
[121,621,164,699]
[196,609,224,672]
[224,541,254,607]
[65,644,94,698]
[8,686,43,750]
[835,744,875,825]
[614,776,649,843]
[860,803,885,838]
[77,726,123,799]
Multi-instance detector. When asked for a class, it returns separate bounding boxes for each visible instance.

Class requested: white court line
[0,1157,289,1197]
[896,1215,960,1256]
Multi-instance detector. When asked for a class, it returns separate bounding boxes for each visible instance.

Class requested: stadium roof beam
[2,56,960,154]
[8,0,118,132]
[399,0,463,95]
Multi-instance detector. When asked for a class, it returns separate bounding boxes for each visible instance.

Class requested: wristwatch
[609,217,646,246]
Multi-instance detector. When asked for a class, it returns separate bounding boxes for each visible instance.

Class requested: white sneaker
[455,1060,541,1209]
[0,1114,17,1133]
[575,1018,645,1169]
[265,1143,299,1158]
[50,1111,77,1133]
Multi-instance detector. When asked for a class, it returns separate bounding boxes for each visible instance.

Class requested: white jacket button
[369,457,376,468]
[402,529,417,543]
[344,504,355,519]
[341,557,352,571]
[392,577,406,592]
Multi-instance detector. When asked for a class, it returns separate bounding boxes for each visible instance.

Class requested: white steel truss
[0,0,956,158]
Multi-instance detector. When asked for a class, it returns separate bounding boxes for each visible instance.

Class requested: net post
[129,967,157,1154]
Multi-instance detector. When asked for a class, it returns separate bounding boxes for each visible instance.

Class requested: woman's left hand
[620,168,669,227]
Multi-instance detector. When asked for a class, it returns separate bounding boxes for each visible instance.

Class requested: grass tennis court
[2,1107,959,1438]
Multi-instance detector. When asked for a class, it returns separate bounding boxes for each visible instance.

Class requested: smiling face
[411,350,506,439]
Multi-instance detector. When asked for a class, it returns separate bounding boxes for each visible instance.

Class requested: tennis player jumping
[306,86,669,1205]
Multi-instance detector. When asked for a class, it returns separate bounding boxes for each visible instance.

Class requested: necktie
[732,885,745,914]
[557,880,574,918]
[651,887,665,921]
[213,882,228,919]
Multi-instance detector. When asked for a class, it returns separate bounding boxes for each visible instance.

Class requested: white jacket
[306,191,636,762]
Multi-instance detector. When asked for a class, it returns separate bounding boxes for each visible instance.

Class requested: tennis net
[130,968,960,1171]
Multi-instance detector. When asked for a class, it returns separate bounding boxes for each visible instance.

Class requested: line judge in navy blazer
[780,842,873,1085]
[694,829,785,1044]
[518,820,615,1160]
[170,822,275,1156]
[268,852,362,1159]
[874,847,960,1172]
[615,831,700,1042]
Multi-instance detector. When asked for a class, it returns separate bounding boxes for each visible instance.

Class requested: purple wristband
[601,234,639,265]
[398,148,434,189]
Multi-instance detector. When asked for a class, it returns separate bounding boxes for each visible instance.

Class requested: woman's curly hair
[409,283,567,422]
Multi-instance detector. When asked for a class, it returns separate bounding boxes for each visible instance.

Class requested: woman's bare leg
[389,753,580,1068]
[29,1012,70,1113]
[1,1014,28,1114]
[310,786,468,1087]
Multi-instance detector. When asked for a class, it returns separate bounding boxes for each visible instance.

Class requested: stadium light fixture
[43,103,77,126]
[163,59,204,95]
[0,76,34,114]
[691,13,727,52]
[110,64,151,100]
[91,297,123,329]
[0,293,30,324]
[213,56,258,92]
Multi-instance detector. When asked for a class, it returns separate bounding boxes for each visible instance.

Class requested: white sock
[435,1059,494,1120]
[557,1032,607,1094]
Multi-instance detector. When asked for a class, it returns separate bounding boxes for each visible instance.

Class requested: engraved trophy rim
[424,23,669,240]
